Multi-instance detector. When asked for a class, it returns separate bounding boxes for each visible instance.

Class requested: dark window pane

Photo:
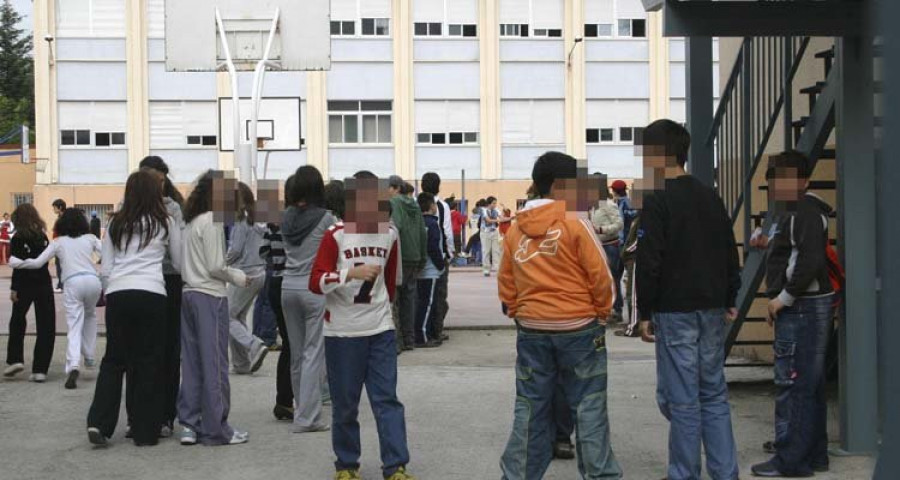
[331,21,341,35]
[61,130,75,145]
[111,132,125,145]
[586,129,599,143]
[549,29,562,37]
[600,128,613,142]
[362,18,375,35]
[633,19,646,37]
[431,133,446,144]
[429,23,442,35]
[361,100,391,111]
[187,136,201,145]
[463,24,477,37]
[584,24,598,37]
[201,135,217,146]
[328,100,360,111]
[620,127,633,142]
[449,132,463,144]
[76,130,91,145]
[376,18,390,35]
[464,132,478,143]
[634,127,644,144]
[95,132,110,146]
[521,24,529,37]
[534,29,547,37]
[344,116,359,143]
[343,21,355,35]
[417,133,431,143]
[415,23,427,36]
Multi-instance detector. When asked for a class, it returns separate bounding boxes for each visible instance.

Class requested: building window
[61,129,91,146]
[587,128,615,144]
[328,101,392,145]
[417,132,479,145]
[414,22,443,36]
[361,18,390,36]
[12,193,33,208]
[447,24,477,37]
[500,24,528,37]
[94,132,126,147]
[330,20,355,36]
[617,19,646,38]
[533,28,562,38]
[187,135,217,147]
[585,23,614,38]
[619,127,644,144]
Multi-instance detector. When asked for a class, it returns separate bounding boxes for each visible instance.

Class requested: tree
[0,0,34,134]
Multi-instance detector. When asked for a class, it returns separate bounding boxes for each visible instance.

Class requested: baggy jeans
[653,310,739,480]
[500,324,622,480]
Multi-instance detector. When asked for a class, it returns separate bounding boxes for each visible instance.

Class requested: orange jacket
[498,200,614,331]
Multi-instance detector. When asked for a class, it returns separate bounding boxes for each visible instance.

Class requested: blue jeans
[252,268,279,346]
[500,324,622,480]
[653,310,738,480]
[553,379,575,443]
[602,244,623,313]
[325,330,409,477]
[771,296,833,475]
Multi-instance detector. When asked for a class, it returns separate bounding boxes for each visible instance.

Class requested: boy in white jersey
[309,173,415,480]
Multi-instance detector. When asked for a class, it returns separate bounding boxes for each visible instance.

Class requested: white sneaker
[228,430,249,445]
[29,373,47,383]
[180,428,198,446]
[3,363,24,378]
[249,340,269,373]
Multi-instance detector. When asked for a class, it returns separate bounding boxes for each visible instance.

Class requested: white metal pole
[215,9,246,184]
[249,8,281,188]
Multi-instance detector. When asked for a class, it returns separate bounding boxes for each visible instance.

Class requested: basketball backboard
[218,98,303,151]
[165,0,331,72]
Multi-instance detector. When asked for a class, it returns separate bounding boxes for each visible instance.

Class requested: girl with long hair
[177,170,252,446]
[226,181,269,374]
[3,204,55,382]
[281,165,335,433]
[86,169,182,447]
[10,208,102,389]
[138,156,185,436]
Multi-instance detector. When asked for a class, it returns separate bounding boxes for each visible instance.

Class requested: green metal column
[685,36,715,187]
[836,35,879,454]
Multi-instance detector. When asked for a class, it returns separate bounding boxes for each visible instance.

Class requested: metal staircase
[705,37,839,362]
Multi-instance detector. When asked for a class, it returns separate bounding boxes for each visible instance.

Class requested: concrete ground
[0,267,876,479]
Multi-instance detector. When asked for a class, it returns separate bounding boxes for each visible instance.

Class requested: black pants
[88,290,166,445]
[415,278,439,344]
[6,279,56,374]
[269,276,293,408]
[432,268,450,339]
[162,274,183,425]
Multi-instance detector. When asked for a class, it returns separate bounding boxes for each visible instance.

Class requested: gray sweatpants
[281,285,327,430]
[228,274,265,372]
[178,291,235,445]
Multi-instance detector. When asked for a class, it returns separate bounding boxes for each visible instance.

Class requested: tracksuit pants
[87,290,166,445]
[177,290,235,445]
[62,273,102,374]
[162,274,183,427]
[415,277,439,344]
[6,278,55,374]
[325,330,410,477]
[227,274,265,372]
[281,285,327,430]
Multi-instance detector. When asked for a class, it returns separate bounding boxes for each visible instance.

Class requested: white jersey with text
[310,223,399,338]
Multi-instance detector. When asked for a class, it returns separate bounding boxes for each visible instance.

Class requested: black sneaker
[87,427,108,447]
[763,441,776,454]
[273,404,294,421]
[65,370,79,389]
[553,441,575,460]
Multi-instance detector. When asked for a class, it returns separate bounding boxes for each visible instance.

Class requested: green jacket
[390,195,427,269]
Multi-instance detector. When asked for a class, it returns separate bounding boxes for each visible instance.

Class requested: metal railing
[708,36,810,249]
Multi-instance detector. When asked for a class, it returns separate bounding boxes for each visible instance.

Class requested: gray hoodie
[281,205,336,290]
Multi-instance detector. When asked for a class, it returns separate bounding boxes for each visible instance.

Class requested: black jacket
[10,233,52,291]
[636,175,741,320]
[765,193,834,303]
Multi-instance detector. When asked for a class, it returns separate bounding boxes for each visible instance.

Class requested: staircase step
[800,82,827,95]
[815,48,835,59]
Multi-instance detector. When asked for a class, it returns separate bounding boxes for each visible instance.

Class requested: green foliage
[0,0,35,136]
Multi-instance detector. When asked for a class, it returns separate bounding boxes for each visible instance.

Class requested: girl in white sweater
[10,208,102,389]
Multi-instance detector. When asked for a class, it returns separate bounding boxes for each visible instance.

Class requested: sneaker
[440,333,450,342]
[125,424,133,439]
[179,428,197,446]
[84,358,97,369]
[292,423,330,433]
[751,460,813,477]
[29,373,47,383]
[553,441,576,459]
[54,288,63,294]
[228,430,249,445]
[268,343,282,352]
[249,340,269,373]
[87,427,108,447]
[64,369,79,389]
[385,466,416,480]
[414,340,441,349]
[273,404,294,421]
[334,470,361,480]
[159,423,174,438]
[3,363,24,378]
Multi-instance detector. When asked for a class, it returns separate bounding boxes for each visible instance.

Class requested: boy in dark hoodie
[751,151,835,478]
[387,175,427,351]
[414,193,446,348]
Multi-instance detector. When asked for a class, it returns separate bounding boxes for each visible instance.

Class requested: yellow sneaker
[334,470,361,480]
[385,466,416,480]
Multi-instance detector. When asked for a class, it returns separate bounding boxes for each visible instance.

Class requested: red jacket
[450,210,467,235]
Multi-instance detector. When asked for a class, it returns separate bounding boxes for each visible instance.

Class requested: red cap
[611,180,627,192]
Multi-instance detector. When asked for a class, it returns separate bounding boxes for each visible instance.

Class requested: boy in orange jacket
[498,151,622,480]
